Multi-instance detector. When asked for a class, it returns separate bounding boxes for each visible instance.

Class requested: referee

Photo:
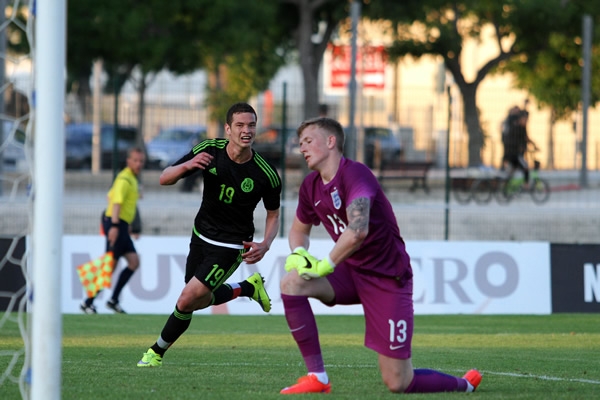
[80,147,145,314]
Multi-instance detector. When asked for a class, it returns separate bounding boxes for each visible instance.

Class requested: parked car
[253,126,303,168]
[345,126,403,168]
[146,125,207,170]
[1,120,27,172]
[65,123,141,170]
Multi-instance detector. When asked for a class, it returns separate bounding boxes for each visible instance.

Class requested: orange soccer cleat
[280,374,331,394]
[463,369,482,392]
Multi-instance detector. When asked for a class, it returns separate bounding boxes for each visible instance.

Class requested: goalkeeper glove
[284,247,335,280]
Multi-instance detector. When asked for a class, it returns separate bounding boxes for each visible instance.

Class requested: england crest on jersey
[331,188,342,210]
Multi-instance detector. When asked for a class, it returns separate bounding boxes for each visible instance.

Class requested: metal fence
[1,80,599,243]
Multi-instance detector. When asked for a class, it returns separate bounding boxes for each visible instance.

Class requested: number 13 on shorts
[388,319,407,349]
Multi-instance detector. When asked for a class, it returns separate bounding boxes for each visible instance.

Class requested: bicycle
[496,159,550,204]
[453,167,499,205]
[467,147,550,205]
[471,176,504,204]
[453,177,474,204]
[451,168,504,205]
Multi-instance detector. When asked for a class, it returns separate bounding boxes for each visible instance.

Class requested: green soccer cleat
[137,348,162,367]
[246,272,271,313]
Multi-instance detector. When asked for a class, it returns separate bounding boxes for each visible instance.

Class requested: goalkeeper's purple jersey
[296,157,412,280]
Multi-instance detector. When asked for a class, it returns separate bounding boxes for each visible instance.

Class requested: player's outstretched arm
[159,152,214,185]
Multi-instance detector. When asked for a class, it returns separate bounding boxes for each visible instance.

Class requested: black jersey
[173,138,281,245]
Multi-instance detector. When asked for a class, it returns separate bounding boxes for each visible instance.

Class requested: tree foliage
[500,1,600,121]
[66,0,289,134]
[199,0,291,123]
[497,1,600,168]
[365,0,598,167]
[277,0,354,119]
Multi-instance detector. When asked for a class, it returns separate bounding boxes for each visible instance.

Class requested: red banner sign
[328,44,387,90]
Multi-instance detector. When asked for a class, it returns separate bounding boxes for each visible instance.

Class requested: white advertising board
[62,236,551,315]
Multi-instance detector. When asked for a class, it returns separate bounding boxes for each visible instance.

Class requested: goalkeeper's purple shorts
[325,262,414,359]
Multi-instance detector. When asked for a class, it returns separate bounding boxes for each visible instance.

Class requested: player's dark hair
[297,117,345,152]
[226,102,257,125]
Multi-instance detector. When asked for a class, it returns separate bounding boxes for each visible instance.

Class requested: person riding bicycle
[501,105,521,171]
[505,110,536,187]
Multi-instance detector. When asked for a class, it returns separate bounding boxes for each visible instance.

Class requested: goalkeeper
[279,117,481,395]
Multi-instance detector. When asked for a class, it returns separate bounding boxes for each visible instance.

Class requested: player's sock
[404,369,468,393]
[281,294,325,374]
[111,267,134,302]
[150,339,169,357]
[211,283,240,305]
[238,279,254,297]
[151,306,192,356]
[210,279,262,306]
[466,380,474,392]
[308,372,329,385]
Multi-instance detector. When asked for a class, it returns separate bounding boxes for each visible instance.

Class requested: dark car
[65,123,141,170]
[1,120,27,172]
[253,126,303,168]
[146,125,207,170]
[346,126,402,168]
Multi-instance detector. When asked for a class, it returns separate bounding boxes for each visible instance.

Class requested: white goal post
[31,1,66,400]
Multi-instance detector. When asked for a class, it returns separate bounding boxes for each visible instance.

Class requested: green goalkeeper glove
[285,247,317,272]
[284,247,335,280]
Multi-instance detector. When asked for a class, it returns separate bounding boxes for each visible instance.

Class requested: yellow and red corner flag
[76,251,114,298]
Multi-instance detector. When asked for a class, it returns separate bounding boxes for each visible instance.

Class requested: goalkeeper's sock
[403,369,467,393]
[309,372,329,385]
[282,294,325,374]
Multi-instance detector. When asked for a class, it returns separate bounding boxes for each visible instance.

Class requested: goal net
[1,1,66,399]
[0,1,33,398]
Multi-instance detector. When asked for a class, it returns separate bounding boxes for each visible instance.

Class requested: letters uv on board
[61,236,551,315]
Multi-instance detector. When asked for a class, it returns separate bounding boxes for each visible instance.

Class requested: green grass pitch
[1,314,599,399]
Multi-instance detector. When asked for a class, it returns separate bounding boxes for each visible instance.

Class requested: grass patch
[1,314,600,399]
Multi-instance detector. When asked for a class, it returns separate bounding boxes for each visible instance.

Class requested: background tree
[278,0,359,119]
[366,0,590,167]
[499,2,600,169]
[66,0,288,140]
[198,0,290,134]
[67,0,201,147]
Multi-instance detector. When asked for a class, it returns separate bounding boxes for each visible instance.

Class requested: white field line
[65,359,600,385]
[185,362,600,385]
[448,369,600,385]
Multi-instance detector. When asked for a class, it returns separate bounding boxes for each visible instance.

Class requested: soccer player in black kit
[138,102,281,367]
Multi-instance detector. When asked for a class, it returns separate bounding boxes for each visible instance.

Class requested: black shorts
[185,233,247,291]
[101,215,136,260]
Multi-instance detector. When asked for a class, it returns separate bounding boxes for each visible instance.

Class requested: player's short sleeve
[342,162,379,205]
[262,178,281,211]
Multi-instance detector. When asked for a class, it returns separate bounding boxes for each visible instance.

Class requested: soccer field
[1,314,599,399]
